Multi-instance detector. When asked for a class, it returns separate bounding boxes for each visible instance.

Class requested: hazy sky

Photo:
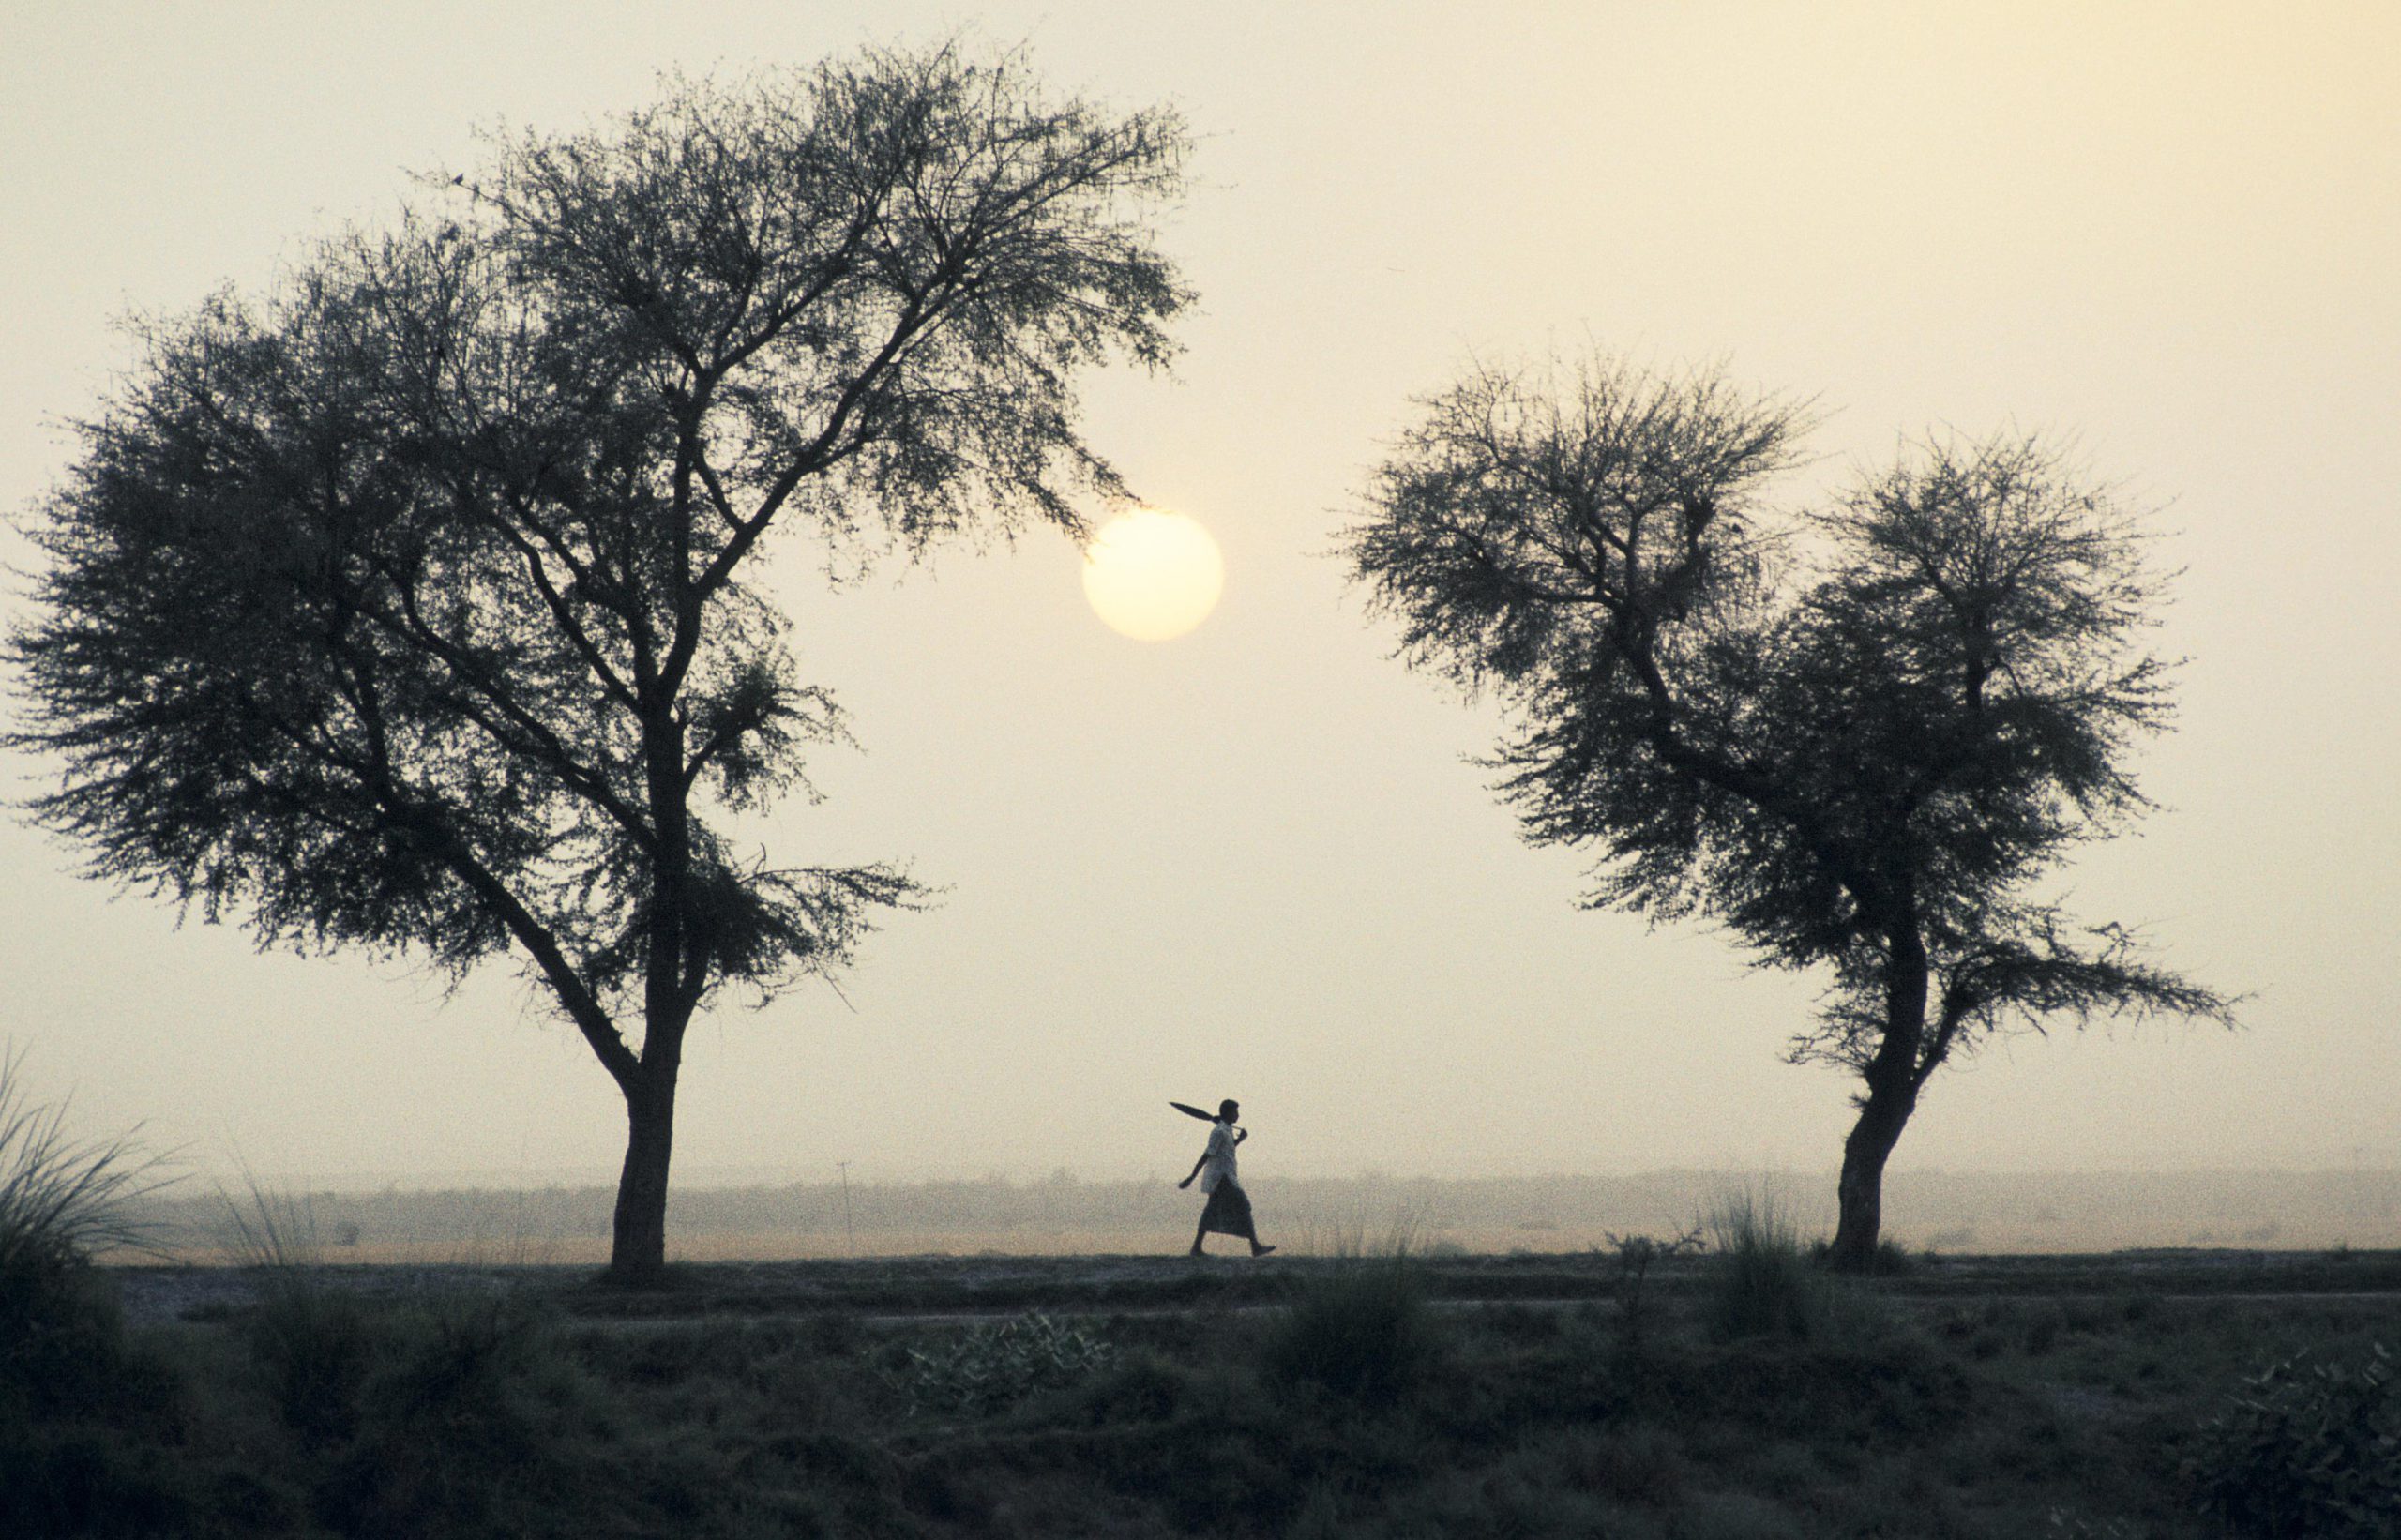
[2,2,2393,1192]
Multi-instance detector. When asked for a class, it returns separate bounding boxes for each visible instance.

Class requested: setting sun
[1080,508,1224,641]
[7,21,2400,1524]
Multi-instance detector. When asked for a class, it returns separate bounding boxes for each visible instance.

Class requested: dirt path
[107,1248,2401,1329]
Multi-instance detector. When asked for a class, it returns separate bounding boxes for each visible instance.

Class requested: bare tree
[1342,353,2234,1265]
[10,45,1191,1277]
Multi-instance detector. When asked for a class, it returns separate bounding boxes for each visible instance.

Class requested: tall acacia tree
[1342,355,2234,1265]
[11,46,1190,1276]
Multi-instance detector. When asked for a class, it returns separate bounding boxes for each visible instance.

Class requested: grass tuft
[1702,1188,1820,1341]
[0,1046,172,1281]
[0,1048,172,1405]
[0,1052,198,1537]
[1264,1230,1441,1401]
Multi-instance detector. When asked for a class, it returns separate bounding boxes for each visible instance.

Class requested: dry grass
[17,1235,2401,1537]
[0,1046,173,1272]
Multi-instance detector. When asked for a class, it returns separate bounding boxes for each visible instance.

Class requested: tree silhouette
[11,45,1191,1276]
[1342,354,2234,1265]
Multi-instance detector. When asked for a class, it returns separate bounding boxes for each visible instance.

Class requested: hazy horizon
[197,1157,2401,1196]
[4,6,2394,1205]
[125,1168,2401,1266]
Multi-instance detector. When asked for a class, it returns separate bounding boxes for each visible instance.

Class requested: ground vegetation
[17,1234,2401,1536]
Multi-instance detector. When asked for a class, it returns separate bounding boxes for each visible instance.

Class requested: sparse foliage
[10,44,1191,1276]
[1342,352,2234,1264]
[2184,1342,2401,1539]
[893,1311,1116,1418]
[1600,1224,1704,1350]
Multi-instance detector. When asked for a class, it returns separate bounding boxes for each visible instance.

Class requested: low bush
[0,1249,129,1416]
[318,1293,582,1536]
[2182,1340,2401,1539]
[243,1278,383,1446]
[1601,1225,1705,1352]
[1264,1241,1441,1402]
[893,1309,1117,1418]
[1069,1348,1201,1425]
[227,1274,621,1537]
[0,1417,205,1540]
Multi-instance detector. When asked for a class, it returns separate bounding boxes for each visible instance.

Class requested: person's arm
[1233,1127,1248,1145]
[1177,1152,1208,1189]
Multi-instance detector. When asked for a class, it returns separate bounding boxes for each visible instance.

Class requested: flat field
[15,1246,2397,1538]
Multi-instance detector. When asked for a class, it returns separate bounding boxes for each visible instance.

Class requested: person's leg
[1231,1186,1273,1256]
[1189,1215,1208,1256]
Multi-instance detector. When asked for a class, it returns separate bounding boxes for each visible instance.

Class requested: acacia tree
[11,46,1190,1276]
[1342,355,2234,1265]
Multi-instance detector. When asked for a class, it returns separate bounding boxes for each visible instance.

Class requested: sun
[1080,509,1224,641]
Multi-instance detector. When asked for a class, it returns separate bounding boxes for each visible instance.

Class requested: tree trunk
[1829,1082,1913,1269]
[1830,912,1930,1269]
[610,1075,677,1279]
[612,706,694,1282]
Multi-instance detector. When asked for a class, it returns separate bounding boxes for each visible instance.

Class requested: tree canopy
[1345,355,2233,1261]
[11,44,1192,1275]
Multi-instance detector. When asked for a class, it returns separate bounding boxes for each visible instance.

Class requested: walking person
[1179,1098,1275,1257]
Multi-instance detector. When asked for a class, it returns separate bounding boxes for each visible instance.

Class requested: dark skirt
[1199,1180,1256,1239]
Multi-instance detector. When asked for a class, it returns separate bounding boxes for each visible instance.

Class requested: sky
[1,2,2394,1196]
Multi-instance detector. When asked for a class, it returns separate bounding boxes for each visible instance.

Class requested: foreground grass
[10,1248,2401,1538]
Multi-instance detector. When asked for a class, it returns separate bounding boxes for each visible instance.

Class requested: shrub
[0,1049,168,1411]
[894,1311,1116,1418]
[229,1262,605,1535]
[227,1178,569,1473]
[315,1292,575,1535]
[0,1250,127,1415]
[1264,1240,1439,1401]
[2182,1341,2401,1539]
[219,1183,381,1445]
[369,1291,550,1437]
[0,1418,202,1540]
[2045,1512,2143,1539]
[1069,1349,1198,1425]
[1543,1421,1687,1506]
[1601,1225,1705,1351]
[242,1276,383,1446]
[1702,1191,1818,1342]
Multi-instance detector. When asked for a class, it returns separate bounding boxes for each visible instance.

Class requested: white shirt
[1200,1122,1239,1193]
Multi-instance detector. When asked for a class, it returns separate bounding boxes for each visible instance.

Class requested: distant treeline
[122,1169,2401,1260]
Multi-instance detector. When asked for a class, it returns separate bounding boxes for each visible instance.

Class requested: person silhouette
[1178,1098,1275,1257]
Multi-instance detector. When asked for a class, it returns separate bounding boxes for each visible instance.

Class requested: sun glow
[1080,509,1224,641]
